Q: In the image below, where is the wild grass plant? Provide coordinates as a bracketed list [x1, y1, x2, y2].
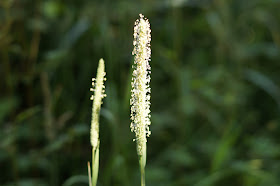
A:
[88, 59, 106, 186]
[1, 1, 280, 186]
[130, 14, 151, 186]
[88, 14, 151, 186]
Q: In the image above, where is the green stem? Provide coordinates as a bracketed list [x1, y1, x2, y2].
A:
[139, 143, 146, 186]
[140, 162, 145, 186]
[91, 143, 100, 186]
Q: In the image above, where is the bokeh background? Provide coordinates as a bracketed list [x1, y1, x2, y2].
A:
[1, 0, 280, 185]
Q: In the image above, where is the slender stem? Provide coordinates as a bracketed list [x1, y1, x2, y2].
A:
[140, 162, 145, 186]
[139, 143, 146, 186]
[87, 162, 92, 186]
[92, 143, 100, 186]
[91, 148, 96, 186]
[91, 148, 95, 185]
[139, 156, 145, 186]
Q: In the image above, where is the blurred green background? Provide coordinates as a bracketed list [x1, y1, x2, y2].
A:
[1, 0, 280, 185]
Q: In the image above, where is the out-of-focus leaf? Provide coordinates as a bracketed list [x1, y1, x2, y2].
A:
[0, 126, 18, 148]
[0, 97, 18, 123]
[62, 175, 89, 186]
[194, 169, 233, 186]
[27, 18, 48, 31]
[42, 49, 69, 72]
[4, 179, 48, 186]
[245, 68, 280, 110]
[232, 160, 279, 186]
[146, 167, 171, 184]
[68, 124, 89, 136]
[43, 135, 69, 153]
[237, 43, 280, 59]
[14, 106, 40, 124]
[211, 125, 241, 171]
[248, 137, 280, 158]
[152, 112, 179, 132]
[160, 146, 196, 168]
[206, 12, 228, 43]
[42, 1, 63, 19]
[60, 18, 90, 49]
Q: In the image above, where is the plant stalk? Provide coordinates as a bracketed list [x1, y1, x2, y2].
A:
[87, 162, 92, 186]
[91, 144, 99, 186]
[139, 143, 146, 186]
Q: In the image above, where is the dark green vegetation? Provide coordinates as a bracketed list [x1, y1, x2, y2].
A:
[1, 0, 280, 185]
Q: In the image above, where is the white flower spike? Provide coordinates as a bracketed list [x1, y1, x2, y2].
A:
[130, 14, 151, 156]
[90, 58, 106, 150]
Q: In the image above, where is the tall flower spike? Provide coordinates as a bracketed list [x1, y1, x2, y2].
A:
[90, 58, 106, 150]
[130, 14, 151, 156]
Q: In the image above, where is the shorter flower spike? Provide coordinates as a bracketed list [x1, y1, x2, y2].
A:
[90, 58, 106, 149]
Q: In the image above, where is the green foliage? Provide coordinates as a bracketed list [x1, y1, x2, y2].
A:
[1, 0, 280, 185]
